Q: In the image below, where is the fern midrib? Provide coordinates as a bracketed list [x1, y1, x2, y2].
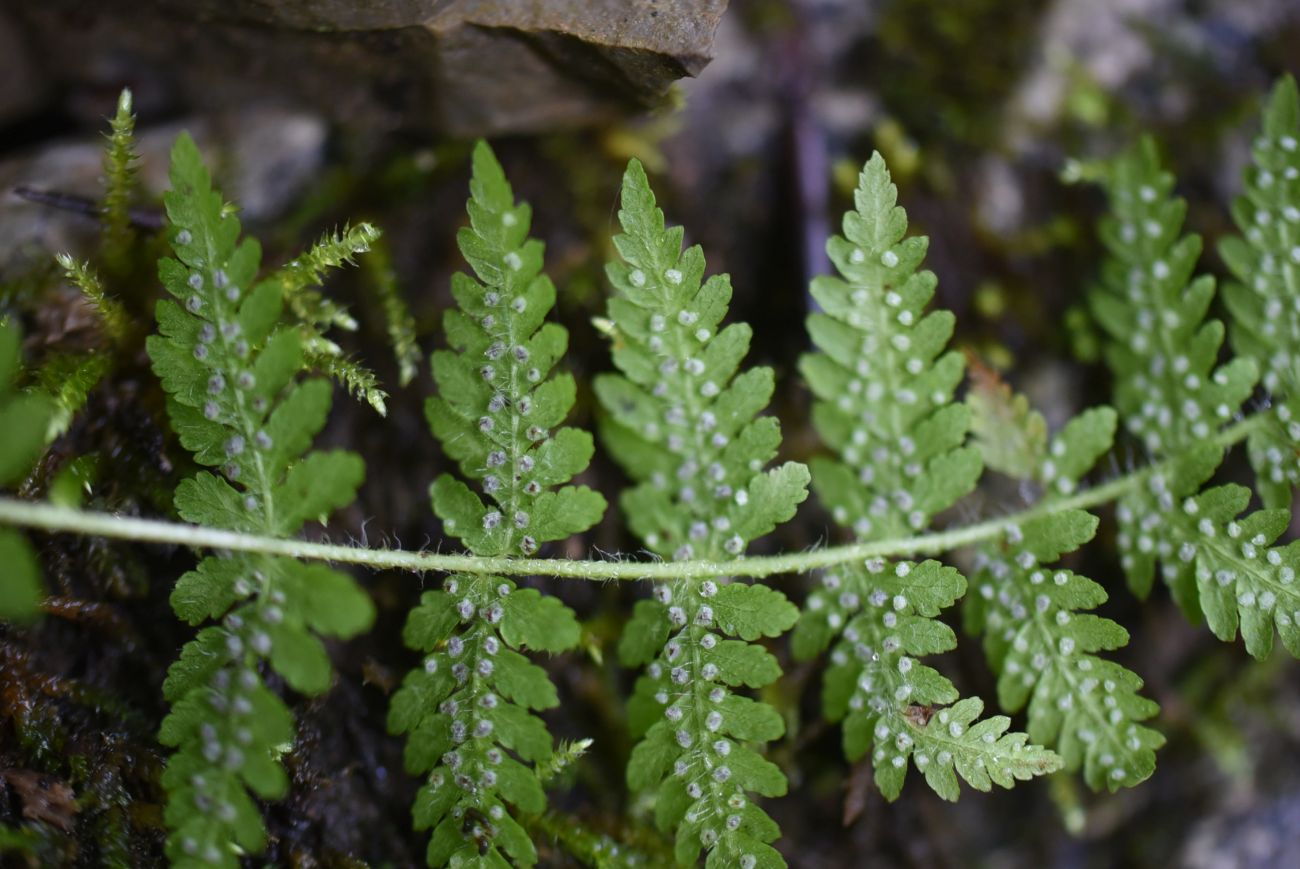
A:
[498, 270, 527, 557]
[1254, 184, 1300, 394]
[198, 221, 284, 656]
[197, 222, 279, 539]
[1124, 196, 1205, 457]
[659, 274, 727, 562]
[870, 262, 914, 541]
[648, 249, 739, 846]
[1024, 605, 1131, 775]
[1189, 518, 1296, 616]
[185, 216, 287, 856]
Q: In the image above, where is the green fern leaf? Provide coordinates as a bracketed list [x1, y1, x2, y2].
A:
[795, 152, 1057, 801]
[390, 141, 604, 867]
[880, 697, 1061, 801]
[968, 511, 1163, 790]
[1219, 75, 1300, 508]
[799, 153, 981, 540]
[1090, 137, 1258, 610]
[598, 157, 808, 867]
[147, 133, 373, 867]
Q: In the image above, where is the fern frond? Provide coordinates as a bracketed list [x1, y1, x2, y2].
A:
[1092, 137, 1257, 461]
[1090, 138, 1258, 611]
[147, 133, 373, 867]
[1220, 75, 1300, 507]
[793, 152, 1059, 801]
[361, 237, 421, 386]
[1092, 144, 1300, 659]
[56, 253, 130, 344]
[0, 320, 55, 622]
[101, 88, 139, 271]
[597, 158, 808, 868]
[390, 141, 605, 867]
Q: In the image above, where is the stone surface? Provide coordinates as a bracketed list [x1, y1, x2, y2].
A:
[0, 110, 325, 276]
[3, 0, 729, 136]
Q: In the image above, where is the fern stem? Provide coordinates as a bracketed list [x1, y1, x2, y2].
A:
[0, 414, 1264, 580]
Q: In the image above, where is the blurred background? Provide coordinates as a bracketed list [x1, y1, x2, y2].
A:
[2, 0, 1300, 865]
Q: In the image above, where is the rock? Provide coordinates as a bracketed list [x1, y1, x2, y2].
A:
[0, 109, 325, 277]
[6, 0, 729, 136]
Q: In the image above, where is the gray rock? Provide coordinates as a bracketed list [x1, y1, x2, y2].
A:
[6, 0, 729, 136]
[0, 110, 325, 276]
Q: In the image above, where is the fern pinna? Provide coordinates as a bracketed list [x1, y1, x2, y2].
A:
[963, 373, 1163, 790]
[1220, 75, 1300, 508]
[388, 142, 606, 867]
[596, 159, 809, 868]
[792, 153, 1059, 801]
[148, 135, 374, 867]
[1092, 139, 1300, 660]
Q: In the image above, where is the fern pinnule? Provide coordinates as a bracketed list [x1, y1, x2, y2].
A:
[963, 372, 1163, 789]
[597, 157, 809, 868]
[389, 141, 605, 868]
[148, 133, 373, 867]
[793, 152, 1059, 801]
